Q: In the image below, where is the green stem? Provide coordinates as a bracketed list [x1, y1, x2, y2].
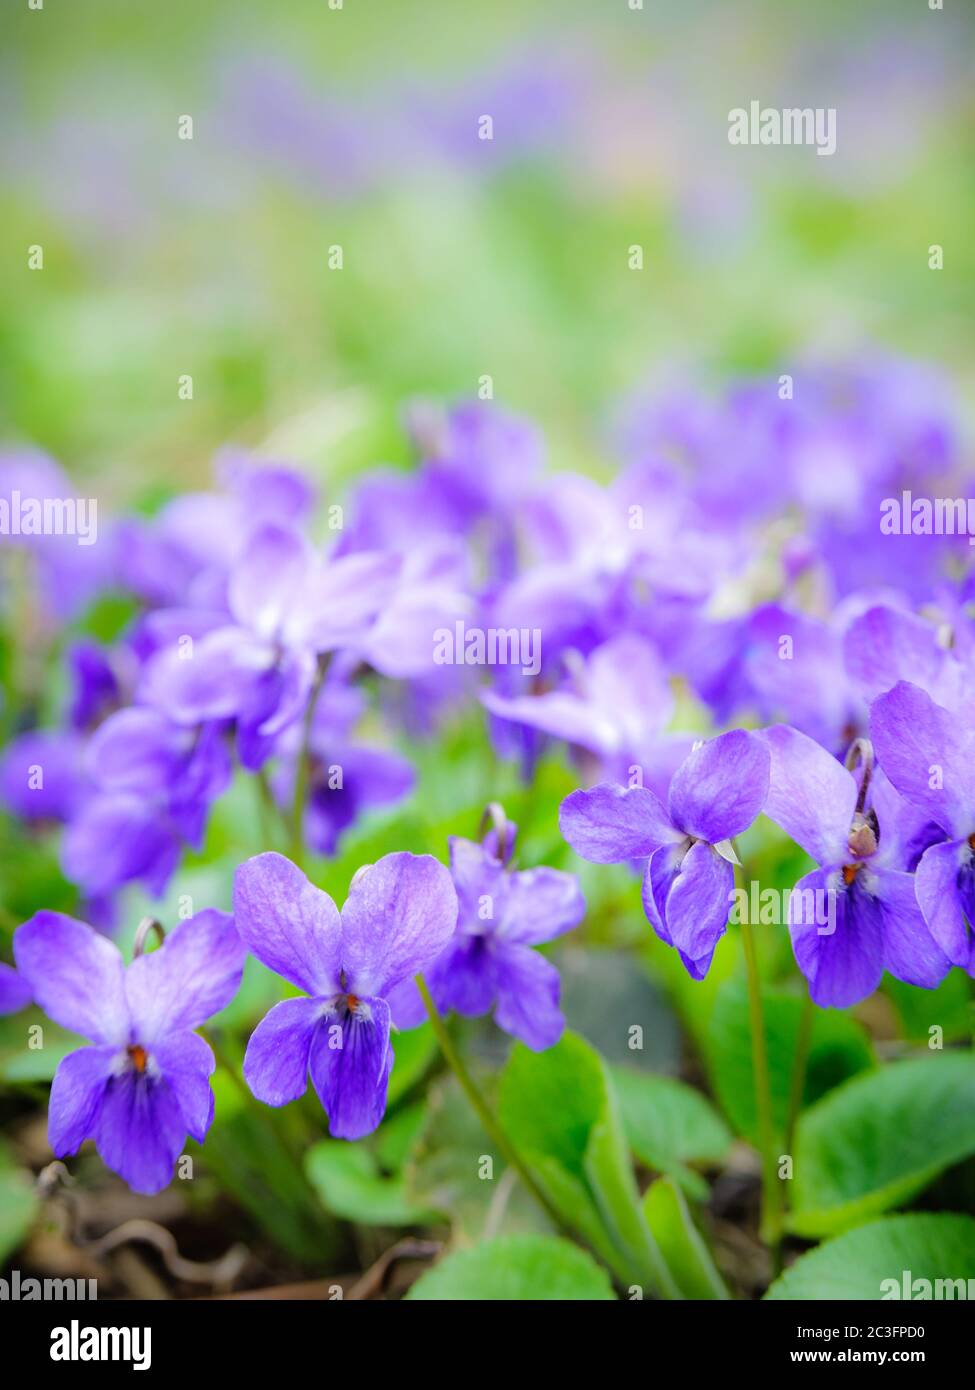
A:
[289, 655, 329, 868]
[739, 914, 784, 1257]
[415, 975, 565, 1231]
[783, 990, 815, 1175]
[255, 765, 287, 850]
[415, 975, 679, 1299]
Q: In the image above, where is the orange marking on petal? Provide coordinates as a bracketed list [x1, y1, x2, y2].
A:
[842, 864, 860, 886]
[128, 1044, 148, 1073]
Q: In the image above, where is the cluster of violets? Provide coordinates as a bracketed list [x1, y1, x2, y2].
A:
[2, 358, 974, 1194]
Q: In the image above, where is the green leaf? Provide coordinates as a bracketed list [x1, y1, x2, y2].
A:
[707, 981, 873, 1144]
[0, 1012, 82, 1084]
[386, 1023, 437, 1105]
[202, 1072, 341, 1265]
[404, 1077, 544, 1240]
[305, 1140, 437, 1226]
[561, 948, 682, 1072]
[498, 1031, 678, 1295]
[374, 1100, 427, 1172]
[766, 1214, 975, 1300]
[405, 1234, 616, 1301]
[790, 1052, 975, 1237]
[641, 1177, 729, 1300]
[0, 1147, 37, 1262]
[885, 973, 973, 1045]
[613, 1066, 732, 1199]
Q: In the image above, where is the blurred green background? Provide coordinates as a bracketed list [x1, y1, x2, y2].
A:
[1, 0, 972, 499]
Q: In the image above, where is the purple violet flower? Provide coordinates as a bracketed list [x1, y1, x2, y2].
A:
[560, 729, 770, 979]
[0, 963, 32, 1016]
[759, 723, 950, 1007]
[13, 910, 245, 1194]
[140, 524, 400, 768]
[0, 730, 90, 825]
[387, 826, 585, 1050]
[233, 851, 457, 1139]
[481, 633, 689, 793]
[870, 681, 975, 976]
[60, 707, 231, 901]
[66, 639, 121, 731]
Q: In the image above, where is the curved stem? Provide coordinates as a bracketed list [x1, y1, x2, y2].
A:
[414, 975, 565, 1231]
[739, 914, 784, 1258]
[133, 917, 165, 958]
[415, 975, 679, 1299]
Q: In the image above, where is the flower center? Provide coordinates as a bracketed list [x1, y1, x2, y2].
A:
[842, 863, 861, 886]
[127, 1044, 148, 1073]
[345, 994, 359, 1013]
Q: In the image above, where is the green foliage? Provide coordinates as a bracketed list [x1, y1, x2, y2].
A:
[641, 1177, 729, 1300]
[405, 1077, 544, 1240]
[613, 1066, 732, 1199]
[0, 1010, 82, 1085]
[0, 1145, 37, 1263]
[707, 981, 874, 1144]
[405, 1234, 616, 1301]
[201, 1071, 341, 1266]
[497, 1031, 677, 1295]
[767, 1214, 975, 1301]
[884, 973, 973, 1046]
[306, 1140, 438, 1227]
[790, 1053, 975, 1237]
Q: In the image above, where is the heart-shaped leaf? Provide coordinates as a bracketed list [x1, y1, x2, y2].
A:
[767, 1213, 975, 1300]
[406, 1234, 616, 1300]
[790, 1052, 975, 1237]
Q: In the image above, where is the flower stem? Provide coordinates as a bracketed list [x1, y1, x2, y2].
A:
[415, 976, 679, 1299]
[289, 654, 329, 868]
[255, 765, 283, 850]
[414, 975, 566, 1232]
[783, 990, 815, 1174]
[739, 915, 784, 1256]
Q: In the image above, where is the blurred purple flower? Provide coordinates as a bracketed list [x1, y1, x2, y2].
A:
[0, 962, 32, 1016]
[118, 454, 315, 609]
[60, 708, 231, 900]
[482, 633, 691, 796]
[871, 681, 975, 977]
[66, 639, 122, 731]
[0, 730, 90, 824]
[139, 524, 400, 767]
